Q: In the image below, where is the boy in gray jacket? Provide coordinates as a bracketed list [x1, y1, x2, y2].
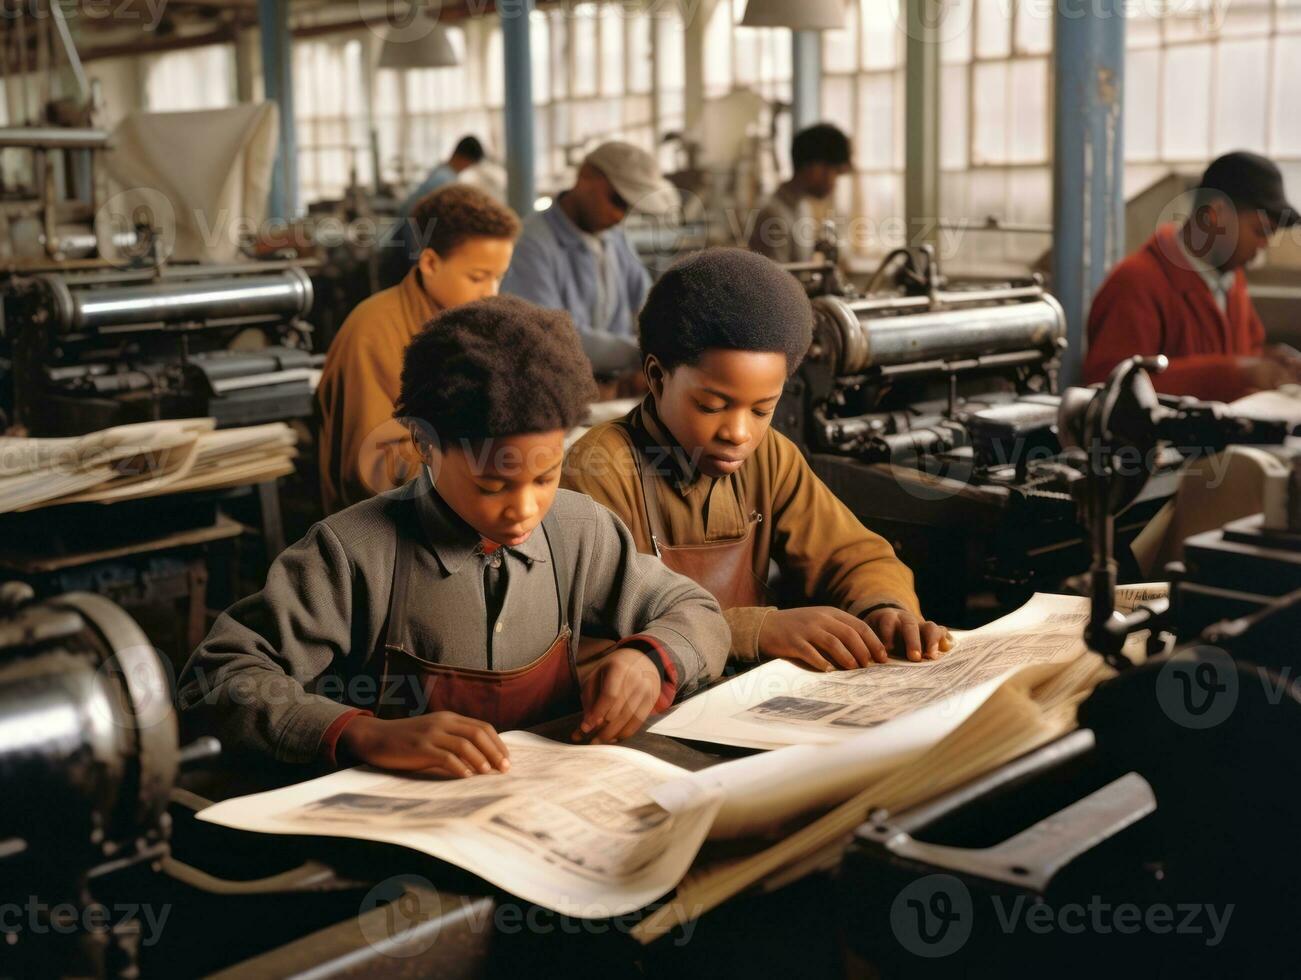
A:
[178, 296, 728, 778]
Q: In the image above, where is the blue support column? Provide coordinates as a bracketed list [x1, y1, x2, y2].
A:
[1052, 0, 1125, 386]
[791, 30, 821, 132]
[259, 0, 297, 219]
[502, 1, 536, 217]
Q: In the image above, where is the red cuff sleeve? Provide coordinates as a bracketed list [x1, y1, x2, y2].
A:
[619, 634, 679, 713]
[319, 708, 372, 767]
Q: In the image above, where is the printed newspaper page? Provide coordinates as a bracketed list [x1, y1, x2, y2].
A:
[648, 587, 1167, 751]
[197, 732, 723, 919]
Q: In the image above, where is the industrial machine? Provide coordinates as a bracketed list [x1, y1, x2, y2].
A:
[841, 358, 1301, 975]
[1, 262, 320, 435]
[776, 248, 1287, 621]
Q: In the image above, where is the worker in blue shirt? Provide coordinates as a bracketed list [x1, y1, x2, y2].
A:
[379, 135, 486, 287]
[501, 141, 678, 381]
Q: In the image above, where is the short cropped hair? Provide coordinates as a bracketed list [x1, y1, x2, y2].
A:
[791, 123, 852, 170]
[396, 295, 598, 442]
[409, 183, 520, 259]
[452, 136, 485, 162]
[638, 247, 814, 374]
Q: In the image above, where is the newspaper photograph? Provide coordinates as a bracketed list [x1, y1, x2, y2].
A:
[649, 587, 1167, 750]
[197, 732, 723, 918]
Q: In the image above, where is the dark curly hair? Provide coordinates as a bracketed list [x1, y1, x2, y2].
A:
[396, 295, 598, 441]
[409, 184, 520, 259]
[792, 123, 852, 170]
[638, 247, 814, 375]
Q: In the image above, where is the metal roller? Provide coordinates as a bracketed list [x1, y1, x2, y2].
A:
[0, 586, 178, 853]
[38, 266, 314, 334]
[811, 287, 1066, 376]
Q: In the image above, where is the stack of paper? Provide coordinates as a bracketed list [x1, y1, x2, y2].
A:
[0, 419, 298, 514]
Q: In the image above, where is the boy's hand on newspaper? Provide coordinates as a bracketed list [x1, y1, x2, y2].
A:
[863, 608, 954, 662]
[339, 712, 511, 777]
[758, 607, 889, 670]
[574, 648, 661, 745]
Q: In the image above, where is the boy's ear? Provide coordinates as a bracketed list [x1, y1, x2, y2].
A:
[644, 356, 668, 400]
[417, 247, 441, 279]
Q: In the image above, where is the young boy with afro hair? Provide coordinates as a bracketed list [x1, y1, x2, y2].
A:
[563, 247, 952, 670]
[181, 296, 728, 776]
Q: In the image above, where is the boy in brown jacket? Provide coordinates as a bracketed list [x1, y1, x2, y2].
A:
[316, 184, 520, 514]
[563, 248, 951, 670]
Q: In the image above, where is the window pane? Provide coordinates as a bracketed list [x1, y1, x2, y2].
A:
[975, 0, 1011, 59]
[941, 0, 974, 64]
[1014, 0, 1051, 54]
[599, 5, 624, 97]
[822, 73, 854, 123]
[549, 11, 568, 100]
[1160, 43, 1211, 160]
[940, 63, 969, 170]
[1124, 47, 1160, 160]
[704, 0, 733, 95]
[1007, 58, 1046, 162]
[531, 12, 550, 104]
[823, 0, 859, 73]
[861, 0, 900, 70]
[572, 10, 598, 97]
[629, 12, 653, 94]
[485, 27, 505, 108]
[971, 61, 1008, 164]
[1271, 36, 1301, 154]
[856, 73, 895, 169]
[1213, 39, 1269, 153]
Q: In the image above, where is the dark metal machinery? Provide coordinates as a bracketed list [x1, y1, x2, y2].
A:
[1, 263, 320, 436]
[840, 358, 1301, 976]
[775, 249, 1283, 622]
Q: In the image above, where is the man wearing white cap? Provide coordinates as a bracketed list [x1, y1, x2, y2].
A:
[501, 141, 678, 378]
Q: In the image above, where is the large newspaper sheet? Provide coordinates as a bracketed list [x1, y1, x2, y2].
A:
[198, 590, 1163, 919]
[197, 732, 723, 918]
[648, 586, 1166, 751]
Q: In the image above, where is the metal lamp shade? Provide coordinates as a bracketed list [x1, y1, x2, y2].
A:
[740, 0, 847, 30]
[378, 23, 461, 69]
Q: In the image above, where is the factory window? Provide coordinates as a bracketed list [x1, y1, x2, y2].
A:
[144, 45, 236, 112]
[823, 0, 905, 259]
[295, 37, 376, 205]
[933, 0, 1301, 273]
[361, 3, 678, 209]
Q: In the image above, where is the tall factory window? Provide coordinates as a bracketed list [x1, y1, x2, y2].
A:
[294, 37, 374, 204]
[933, 0, 1301, 275]
[823, 0, 905, 260]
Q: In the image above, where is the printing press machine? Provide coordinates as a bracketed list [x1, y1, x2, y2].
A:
[840, 357, 1301, 977]
[774, 248, 1290, 622]
[0, 262, 321, 437]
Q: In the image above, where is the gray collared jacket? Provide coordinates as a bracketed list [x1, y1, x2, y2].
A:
[177, 471, 728, 763]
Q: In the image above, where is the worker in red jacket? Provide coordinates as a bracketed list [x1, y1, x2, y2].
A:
[1085, 151, 1301, 402]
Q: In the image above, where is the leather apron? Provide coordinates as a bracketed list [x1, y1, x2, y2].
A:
[371, 503, 580, 730]
[624, 422, 769, 610]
